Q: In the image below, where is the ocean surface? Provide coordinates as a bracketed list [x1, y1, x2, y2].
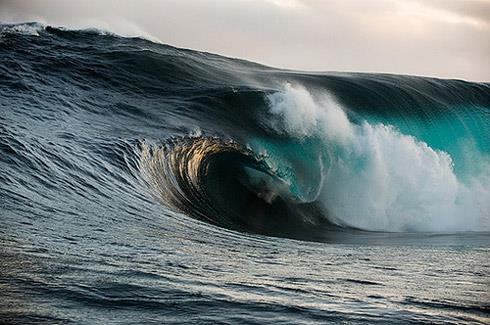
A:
[1, 23, 489, 324]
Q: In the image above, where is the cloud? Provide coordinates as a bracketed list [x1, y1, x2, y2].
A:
[0, 0, 488, 81]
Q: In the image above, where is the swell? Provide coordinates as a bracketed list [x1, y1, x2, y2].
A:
[1, 22, 489, 241]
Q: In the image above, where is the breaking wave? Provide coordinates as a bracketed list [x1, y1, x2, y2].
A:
[2, 22, 489, 242]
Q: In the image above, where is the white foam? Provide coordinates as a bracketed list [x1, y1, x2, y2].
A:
[0, 21, 161, 44]
[0, 23, 44, 37]
[266, 82, 352, 142]
[266, 83, 489, 232]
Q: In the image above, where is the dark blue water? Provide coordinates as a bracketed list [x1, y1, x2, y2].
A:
[1, 23, 489, 324]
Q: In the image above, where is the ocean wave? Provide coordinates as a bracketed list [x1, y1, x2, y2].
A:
[1, 22, 489, 241]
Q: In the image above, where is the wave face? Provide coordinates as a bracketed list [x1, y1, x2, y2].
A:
[1, 23, 489, 237]
[1, 23, 490, 324]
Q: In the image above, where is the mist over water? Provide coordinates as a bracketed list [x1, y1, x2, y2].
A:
[1, 23, 489, 324]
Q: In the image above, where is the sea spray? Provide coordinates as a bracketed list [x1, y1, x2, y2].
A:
[263, 83, 490, 231]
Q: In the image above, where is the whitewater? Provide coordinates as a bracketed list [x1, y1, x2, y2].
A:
[1, 23, 489, 324]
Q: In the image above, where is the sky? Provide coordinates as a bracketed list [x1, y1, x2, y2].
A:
[1, 0, 489, 81]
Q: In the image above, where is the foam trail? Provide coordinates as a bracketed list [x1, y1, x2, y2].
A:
[265, 83, 490, 232]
